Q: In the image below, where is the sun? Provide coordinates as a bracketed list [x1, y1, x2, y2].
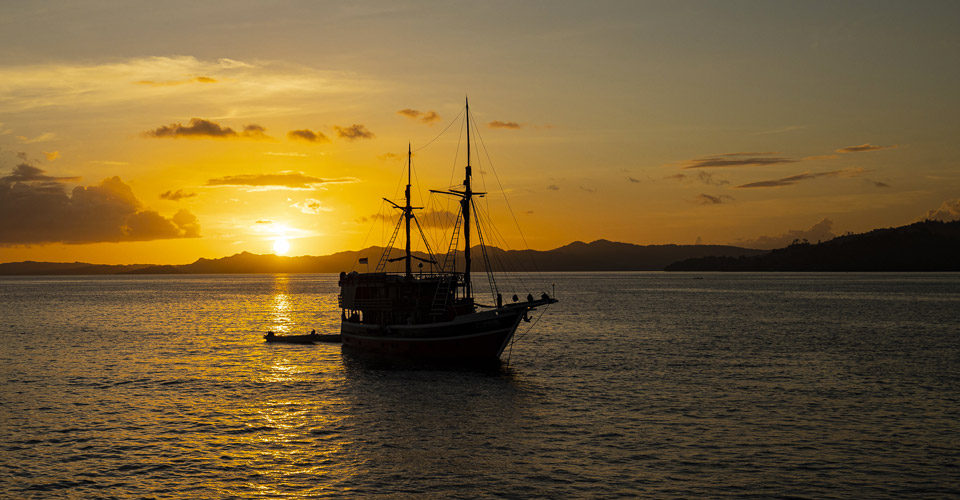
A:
[273, 238, 290, 255]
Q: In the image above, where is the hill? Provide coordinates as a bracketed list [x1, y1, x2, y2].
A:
[0, 241, 765, 275]
[665, 220, 960, 271]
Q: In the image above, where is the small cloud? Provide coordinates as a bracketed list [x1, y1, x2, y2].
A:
[288, 129, 330, 143]
[694, 193, 734, 205]
[628, 177, 642, 183]
[579, 186, 595, 193]
[256, 220, 273, 224]
[1, 162, 80, 183]
[44, 151, 61, 161]
[159, 189, 197, 201]
[397, 109, 442, 124]
[525, 210, 534, 214]
[665, 172, 728, 186]
[683, 153, 795, 169]
[265, 152, 309, 157]
[836, 143, 897, 153]
[145, 118, 269, 140]
[736, 168, 866, 188]
[205, 171, 357, 191]
[333, 124, 374, 141]
[135, 76, 218, 87]
[88, 160, 129, 166]
[378, 152, 402, 161]
[242, 124, 268, 140]
[918, 199, 960, 222]
[546, 184, 559, 191]
[488, 120, 521, 130]
[866, 179, 890, 188]
[736, 218, 836, 250]
[292, 198, 332, 214]
[664, 173, 687, 181]
[17, 132, 56, 144]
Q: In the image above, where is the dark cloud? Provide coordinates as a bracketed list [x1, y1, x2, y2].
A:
[665, 171, 729, 186]
[695, 193, 734, 205]
[735, 218, 836, 250]
[0, 164, 199, 245]
[580, 186, 595, 193]
[488, 120, 521, 130]
[287, 129, 330, 143]
[919, 199, 960, 222]
[145, 118, 268, 139]
[397, 109, 442, 124]
[683, 153, 796, 169]
[205, 172, 356, 190]
[159, 189, 197, 201]
[836, 143, 896, 153]
[736, 168, 865, 188]
[546, 184, 559, 191]
[867, 179, 890, 188]
[333, 124, 375, 141]
[628, 177, 642, 183]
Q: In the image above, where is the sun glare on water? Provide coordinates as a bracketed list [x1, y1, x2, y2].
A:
[273, 238, 290, 255]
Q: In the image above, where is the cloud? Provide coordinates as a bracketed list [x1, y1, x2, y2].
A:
[0, 56, 377, 115]
[205, 171, 357, 191]
[919, 199, 960, 222]
[628, 177, 642, 183]
[287, 129, 330, 143]
[736, 168, 866, 188]
[378, 152, 402, 161]
[736, 218, 836, 250]
[256, 220, 272, 224]
[0, 164, 199, 245]
[44, 151, 61, 161]
[546, 184, 559, 191]
[836, 143, 897, 153]
[265, 151, 308, 157]
[488, 120, 521, 130]
[665, 171, 729, 186]
[135, 76, 218, 87]
[333, 124, 375, 141]
[397, 109, 441, 124]
[292, 198, 332, 214]
[683, 153, 796, 169]
[2, 162, 80, 183]
[145, 118, 269, 140]
[580, 186, 595, 192]
[866, 179, 890, 188]
[17, 132, 56, 144]
[159, 189, 197, 201]
[695, 193, 734, 205]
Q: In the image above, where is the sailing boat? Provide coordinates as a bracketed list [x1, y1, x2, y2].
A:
[337, 99, 557, 361]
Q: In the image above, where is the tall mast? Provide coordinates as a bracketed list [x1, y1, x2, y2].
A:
[404, 142, 412, 278]
[462, 97, 472, 298]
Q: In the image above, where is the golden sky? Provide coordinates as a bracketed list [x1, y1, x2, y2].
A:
[2, 1, 959, 264]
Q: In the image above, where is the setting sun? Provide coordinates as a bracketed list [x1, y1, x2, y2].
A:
[273, 238, 290, 255]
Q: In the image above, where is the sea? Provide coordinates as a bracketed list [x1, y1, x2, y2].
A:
[1, 272, 958, 499]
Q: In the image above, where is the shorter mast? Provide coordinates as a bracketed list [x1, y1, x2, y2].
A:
[404, 142, 412, 278]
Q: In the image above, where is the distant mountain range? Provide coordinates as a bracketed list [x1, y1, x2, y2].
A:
[666, 219, 960, 271]
[4, 220, 957, 275]
[0, 240, 764, 275]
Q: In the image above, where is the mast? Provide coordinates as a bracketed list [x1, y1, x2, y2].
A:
[404, 142, 412, 278]
[463, 97, 472, 298]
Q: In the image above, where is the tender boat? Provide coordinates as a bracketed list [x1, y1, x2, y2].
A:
[338, 99, 556, 362]
[264, 330, 322, 344]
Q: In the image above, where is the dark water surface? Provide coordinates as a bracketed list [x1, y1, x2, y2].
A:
[1, 273, 959, 498]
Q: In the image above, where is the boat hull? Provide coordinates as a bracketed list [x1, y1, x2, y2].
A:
[340, 308, 526, 361]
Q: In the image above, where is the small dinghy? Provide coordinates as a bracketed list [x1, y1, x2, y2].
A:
[264, 330, 321, 344]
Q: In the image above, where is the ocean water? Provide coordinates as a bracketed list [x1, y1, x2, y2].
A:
[1, 273, 958, 499]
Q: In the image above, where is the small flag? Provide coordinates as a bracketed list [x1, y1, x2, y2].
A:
[358, 257, 368, 264]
